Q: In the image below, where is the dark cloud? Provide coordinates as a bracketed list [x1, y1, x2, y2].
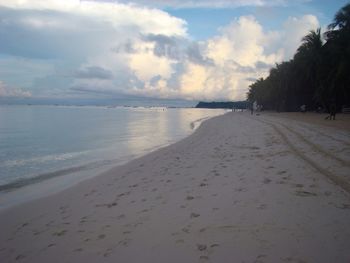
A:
[74, 66, 113, 80]
[142, 34, 183, 60]
[111, 40, 137, 54]
[186, 43, 214, 66]
[142, 33, 214, 66]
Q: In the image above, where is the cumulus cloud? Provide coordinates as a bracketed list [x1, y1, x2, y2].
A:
[0, 81, 31, 97]
[0, 0, 320, 101]
[92, 0, 308, 9]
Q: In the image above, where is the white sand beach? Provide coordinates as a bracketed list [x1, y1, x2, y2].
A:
[0, 112, 349, 263]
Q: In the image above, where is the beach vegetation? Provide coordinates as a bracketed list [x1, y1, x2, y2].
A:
[247, 3, 350, 112]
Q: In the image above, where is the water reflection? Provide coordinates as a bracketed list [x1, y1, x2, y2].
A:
[125, 108, 226, 155]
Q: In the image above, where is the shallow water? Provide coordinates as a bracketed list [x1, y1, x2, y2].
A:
[0, 105, 226, 191]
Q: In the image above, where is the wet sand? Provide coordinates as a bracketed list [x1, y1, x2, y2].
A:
[0, 112, 349, 262]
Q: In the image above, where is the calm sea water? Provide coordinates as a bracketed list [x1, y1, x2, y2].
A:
[0, 105, 226, 191]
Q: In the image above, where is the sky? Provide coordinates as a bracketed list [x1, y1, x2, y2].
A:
[0, 0, 348, 102]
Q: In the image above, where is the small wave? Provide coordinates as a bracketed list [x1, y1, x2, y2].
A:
[190, 116, 211, 130]
[0, 159, 116, 192]
[0, 150, 92, 168]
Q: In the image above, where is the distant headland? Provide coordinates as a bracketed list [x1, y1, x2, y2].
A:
[195, 101, 249, 109]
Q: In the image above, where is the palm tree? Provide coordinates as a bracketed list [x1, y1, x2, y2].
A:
[324, 3, 350, 108]
[328, 3, 350, 31]
[293, 28, 323, 108]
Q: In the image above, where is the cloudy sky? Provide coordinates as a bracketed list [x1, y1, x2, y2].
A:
[0, 0, 348, 101]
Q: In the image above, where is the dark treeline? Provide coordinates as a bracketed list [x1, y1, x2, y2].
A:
[247, 3, 350, 112]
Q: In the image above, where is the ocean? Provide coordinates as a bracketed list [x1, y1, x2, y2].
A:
[0, 105, 226, 194]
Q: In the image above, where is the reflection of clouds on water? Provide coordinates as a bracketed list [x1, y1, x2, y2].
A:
[125, 108, 170, 155]
[125, 108, 226, 155]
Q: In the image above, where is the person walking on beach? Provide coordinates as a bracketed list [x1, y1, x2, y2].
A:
[329, 102, 336, 120]
[325, 101, 337, 120]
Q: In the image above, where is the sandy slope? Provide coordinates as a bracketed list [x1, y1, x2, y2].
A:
[0, 112, 349, 263]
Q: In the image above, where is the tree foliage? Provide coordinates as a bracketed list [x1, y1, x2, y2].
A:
[247, 3, 350, 111]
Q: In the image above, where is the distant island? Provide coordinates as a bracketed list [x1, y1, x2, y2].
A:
[195, 101, 249, 109]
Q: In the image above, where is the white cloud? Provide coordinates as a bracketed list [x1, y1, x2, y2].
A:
[281, 14, 320, 58]
[0, 0, 320, 101]
[0, 0, 187, 36]
[91, 0, 307, 9]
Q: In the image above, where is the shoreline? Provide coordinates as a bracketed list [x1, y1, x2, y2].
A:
[0, 112, 349, 262]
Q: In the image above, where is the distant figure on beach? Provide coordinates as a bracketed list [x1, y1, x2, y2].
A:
[300, 104, 306, 113]
[250, 105, 253, 115]
[329, 102, 336, 120]
[325, 102, 337, 120]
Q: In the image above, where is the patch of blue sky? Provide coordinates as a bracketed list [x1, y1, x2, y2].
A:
[166, 0, 349, 40]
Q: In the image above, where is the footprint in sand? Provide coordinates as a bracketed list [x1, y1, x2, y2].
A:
[190, 212, 200, 218]
[277, 170, 287, 175]
[103, 248, 114, 257]
[182, 227, 190, 233]
[95, 202, 118, 208]
[15, 254, 26, 261]
[197, 244, 207, 251]
[176, 239, 185, 244]
[324, 191, 332, 196]
[117, 214, 126, 220]
[52, 229, 67, 237]
[334, 203, 350, 209]
[257, 204, 267, 210]
[84, 189, 96, 197]
[263, 178, 271, 184]
[118, 238, 131, 247]
[98, 234, 106, 240]
[295, 191, 317, 197]
[255, 254, 267, 262]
